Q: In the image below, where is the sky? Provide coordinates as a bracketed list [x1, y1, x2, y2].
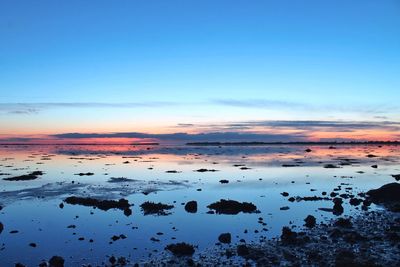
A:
[0, 0, 399, 143]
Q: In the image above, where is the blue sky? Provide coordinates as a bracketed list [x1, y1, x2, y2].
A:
[0, 0, 399, 141]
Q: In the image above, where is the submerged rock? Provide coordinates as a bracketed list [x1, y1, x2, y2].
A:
[3, 171, 43, 181]
[64, 197, 132, 216]
[184, 201, 197, 213]
[218, 233, 231, 244]
[165, 242, 195, 257]
[140, 201, 174, 216]
[280, 227, 298, 245]
[207, 199, 259, 215]
[49, 256, 64, 267]
[304, 215, 316, 228]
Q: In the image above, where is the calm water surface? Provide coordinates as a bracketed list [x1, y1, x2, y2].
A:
[0, 144, 399, 266]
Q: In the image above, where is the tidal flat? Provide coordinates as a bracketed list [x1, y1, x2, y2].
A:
[0, 144, 399, 266]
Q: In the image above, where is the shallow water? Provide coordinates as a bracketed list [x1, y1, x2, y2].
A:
[0, 144, 399, 266]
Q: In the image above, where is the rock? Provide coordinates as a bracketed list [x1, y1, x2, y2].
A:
[305, 148, 312, 152]
[304, 215, 316, 228]
[3, 171, 44, 181]
[281, 227, 298, 245]
[29, 243, 37, 247]
[280, 206, 290, 210]
[324, 164, 340, 169]
[64, 197, 132, 216]
[195, 169, 218, 172]
[349, 198, 362, 206]
[392, 174, 400, 181]
[184, 201, 197, 213]
[367, 183, 400, 202]
[237, 244, 249, 257]
[74, 172, 94, 176]
[207, 199, 259, 215]
[0, 222, 3, 234]
[219, 179, 229, 184]
[367, 183, 400, 212]
[281, 192, 289, 197]
[371, 165, 378, 168]
[165, 242, 195, 257]
[334, 218, 352, 228]
[49, 256, 64, 267]
[218, 233, 231, 244]
[140, 201, 174, 216]
[333, 198, 344, 215]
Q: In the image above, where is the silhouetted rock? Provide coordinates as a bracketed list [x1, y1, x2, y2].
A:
[392, 174, 400, 181]
[304, 215, 316, 228]
[367, 183, 400, 211]
[281, 227, 297, 245]
[3, 171, 44, 181]
[237, 244, 249, 257]
[165, 242, 195, 257]
[334, 218, 352, 228]
[207, 199, 258, 215]
[305, 148, 312, 152]
[333, 198, 344, 215]
[64, 197, 132, 215]
[281, 192, 289, 197]
[195, 169, 218, 172]
[323, 164, 340, 169]
[74, 172, 94, 176]
[219, 179, 229, 184]
[140, 201, 174, 216]
[49, 256, 64, 267]
[218, 233, 231, 244]
[184, 201, 197, 213]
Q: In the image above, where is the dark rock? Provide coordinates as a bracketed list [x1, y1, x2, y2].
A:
[280, 206, 290, 210]
[3, 171, 44, 181]
[392, 174, 400, 181]
[281, 227, 298, 245]
[304, 215, 316, 228]
[74, 172, 94, 176]
[49, 256, 64, 267]
[334, 218, 352, 228]
[281, 192, 289, 197]
[207, 199, 258, 215]
[324, 164, 340, 169]
[184, 201, 197, 213]
[367, 183, 400, 202]
[64, 197, 132, 216]
[165, 242, 195, 257]
[371, 165, 378, 168]
[333, 198, 344, 215]
[140, 201, 174, 216]
[305, 148, 312, 152]
[237, 244, 249, 257]
[218, 233, 231, 244]
[29, 243, 37, 247]
[219, 179, 229, 184]
[0, 222, 3, 234]
[349, 198, 362, 206]
[195, 169, 218, 172]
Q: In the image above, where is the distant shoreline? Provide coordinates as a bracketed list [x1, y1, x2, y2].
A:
[1, 141, 399, 146]
[186, 141, 400, 146]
